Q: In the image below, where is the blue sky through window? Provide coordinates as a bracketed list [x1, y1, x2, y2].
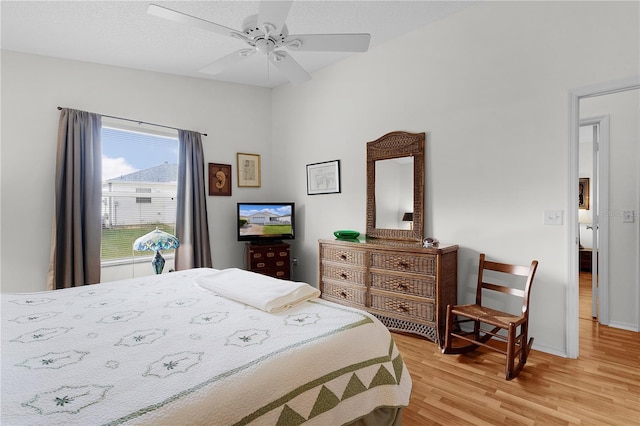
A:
[102, 127, 178, 180]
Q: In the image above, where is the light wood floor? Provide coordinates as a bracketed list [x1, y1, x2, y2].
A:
[393, 272, 640, 425]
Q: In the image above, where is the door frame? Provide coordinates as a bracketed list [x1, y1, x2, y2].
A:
[567, 76, 640, 358]
[579, 116, 609, 321]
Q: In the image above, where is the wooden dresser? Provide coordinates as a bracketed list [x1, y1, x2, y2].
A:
[246, 243, 291, 280]
[318, 238, 458, 346]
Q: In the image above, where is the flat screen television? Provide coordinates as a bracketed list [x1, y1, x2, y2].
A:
[237, 202, 295, 243]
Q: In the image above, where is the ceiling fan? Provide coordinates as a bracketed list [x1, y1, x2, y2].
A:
[147, 1, 371, 84]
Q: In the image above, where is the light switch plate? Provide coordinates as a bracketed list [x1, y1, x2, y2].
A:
[543, 210, 563, 225]
[623, 210, 634, 223]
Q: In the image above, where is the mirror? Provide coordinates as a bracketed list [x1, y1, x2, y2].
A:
[375, 158, 414, 229]
[366, 131, 425, 241]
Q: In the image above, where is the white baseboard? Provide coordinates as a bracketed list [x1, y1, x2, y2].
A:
[531, 342, 569, 358]
[607, 321, 640, 332]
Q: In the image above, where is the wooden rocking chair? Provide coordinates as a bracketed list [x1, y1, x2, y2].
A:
[442, 253, 538, 380]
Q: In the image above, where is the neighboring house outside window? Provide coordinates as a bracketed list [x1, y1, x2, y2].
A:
[101, 125, 178, 278]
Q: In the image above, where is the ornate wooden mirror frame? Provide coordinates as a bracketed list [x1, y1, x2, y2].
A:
[366, 131, 425, 241]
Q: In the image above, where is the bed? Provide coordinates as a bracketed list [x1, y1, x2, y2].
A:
[1, 268, 411, 425]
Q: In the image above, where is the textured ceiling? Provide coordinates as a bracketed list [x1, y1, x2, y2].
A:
[1, 1, 474, 88]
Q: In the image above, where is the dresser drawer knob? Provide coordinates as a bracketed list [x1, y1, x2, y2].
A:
[398, 261, 409, 268]
[339, 254, 348, 261]
[340, 291, 348, 298]
[339, 272, 348, 280]
[398, 304, 410, 313]
[397, 283, 409, 290]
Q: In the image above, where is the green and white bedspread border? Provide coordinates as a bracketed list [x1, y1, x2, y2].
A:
[236, 322, 407, 425]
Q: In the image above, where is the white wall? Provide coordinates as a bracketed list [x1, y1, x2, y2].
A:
[272, 1, 640, 355]
[1, 51, 272, 292]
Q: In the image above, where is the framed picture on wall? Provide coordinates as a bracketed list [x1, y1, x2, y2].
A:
[237, 153, 261, 187]
[208, 163, 232, 196]
[579, 177, 589, 210]
[306, 160, 341, 195]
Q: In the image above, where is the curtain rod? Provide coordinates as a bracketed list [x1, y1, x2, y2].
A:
[57, 106, 207, 137]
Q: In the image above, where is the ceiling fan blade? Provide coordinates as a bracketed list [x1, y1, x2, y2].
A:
[285, 33, 371, 52]
[269, 51, 311, 85]
[147, 4, 244, 39]
[199, 49, 256, 75]
[257, 0, 293, 34]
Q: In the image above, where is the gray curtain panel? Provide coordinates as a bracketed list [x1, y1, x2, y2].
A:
[175, 130, 212, 270]
[47, 108, 102, 289]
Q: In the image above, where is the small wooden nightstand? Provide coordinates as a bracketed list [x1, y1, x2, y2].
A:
[246, 243, 291, 280]
[579, 248, 593, 272]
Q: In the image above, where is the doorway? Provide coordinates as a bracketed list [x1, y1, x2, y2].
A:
[578, 119, 606, 322]
[568, 77, 640, 358]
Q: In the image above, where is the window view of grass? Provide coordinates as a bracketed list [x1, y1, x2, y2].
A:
[101, 224, 176, 260]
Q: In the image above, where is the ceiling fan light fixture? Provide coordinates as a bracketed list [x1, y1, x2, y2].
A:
[255, 38, 275, 55]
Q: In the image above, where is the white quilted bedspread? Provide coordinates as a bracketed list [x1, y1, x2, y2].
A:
[1, 268, 411, 425]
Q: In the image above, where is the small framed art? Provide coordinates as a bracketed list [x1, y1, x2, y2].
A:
[579, 177, 589, 210]
[208, 163, 232, 196]
[237, 153, 261, 187]
[306, 160, 341, 195]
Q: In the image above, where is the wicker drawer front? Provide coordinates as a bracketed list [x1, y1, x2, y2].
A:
[370, 293, 434, 322]
[321, 264, 366, 286]
[321, 281, 366, 307]
[370, 253, 435, 275]
[370, 272, 435, 298]
[320, 245, 366, 267]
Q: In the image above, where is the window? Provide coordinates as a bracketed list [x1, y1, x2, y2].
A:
[135, 188, 152, 203]
[101, 125, 179, 264]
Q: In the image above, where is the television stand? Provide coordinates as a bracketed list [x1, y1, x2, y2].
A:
[250, 240, 283, 245]
[246, 242, 290, 280]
